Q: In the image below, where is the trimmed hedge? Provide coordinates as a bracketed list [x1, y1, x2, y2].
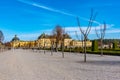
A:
[91, 40, 98, 51]
[87, 50, 120, 56]
[113, 40, 118, 50]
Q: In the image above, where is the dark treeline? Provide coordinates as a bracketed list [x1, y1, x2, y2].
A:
[92, 39, 120, 44]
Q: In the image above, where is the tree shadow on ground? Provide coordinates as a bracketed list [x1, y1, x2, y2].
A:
[75, 60, 120, 66]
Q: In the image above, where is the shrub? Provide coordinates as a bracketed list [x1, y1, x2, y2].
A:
[91, 40, 98, 51]
[113, 40, 118, 50]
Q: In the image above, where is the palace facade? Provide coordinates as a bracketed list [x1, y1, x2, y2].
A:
[9, 34, 92, 49]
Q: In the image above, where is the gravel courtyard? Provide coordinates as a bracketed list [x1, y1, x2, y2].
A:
[0, 49, 120, 80]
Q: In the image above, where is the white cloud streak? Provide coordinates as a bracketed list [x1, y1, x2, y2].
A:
[13, 27, 120, 41]
[65, 24, 114, 32]
[3, 24, 120, 42]
[17, 0, 75, 17]
[17, 0, 101, 25]
[32, 3, 75, 17]
[15, 0, 119, 40]
[65, 24, 115, 36]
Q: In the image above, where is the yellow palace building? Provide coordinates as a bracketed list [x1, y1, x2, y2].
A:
[10, 35, 37, 48]
[10, 34, 92, 49]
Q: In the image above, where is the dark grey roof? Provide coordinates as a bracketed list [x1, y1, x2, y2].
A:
[11, 35, 20, 41]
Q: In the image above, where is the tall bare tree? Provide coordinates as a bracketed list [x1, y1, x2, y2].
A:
[77, 9, 97, 62]
[61, 28, 71, 58]
[75, 31, 84, 53]
[43, 33, 46, 54]
[61, 27, 66, 58]
[66, 31, 72, 53]
[53, 25, 63, 52]
[95, 22, 106, 56]
[49, 34, 55, 56]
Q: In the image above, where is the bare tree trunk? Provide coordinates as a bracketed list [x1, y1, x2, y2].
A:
[51, 44, 53, 56]
[44, 43, 45, 54]
[55, 42, 58, 52]
[81, 34, 84, 53]
[62, 42, 64, 58]
[69, 41, 71, 53]
[84, 37, 87, 62]
[101, 39, 103, 56]
[70, 46, 71, 53]
[95, 22, 106, 56]
[38, 43, 40, 53]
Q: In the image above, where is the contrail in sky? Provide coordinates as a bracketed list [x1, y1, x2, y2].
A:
[17, 0, 75, 17]
[17, 0, 101, 25]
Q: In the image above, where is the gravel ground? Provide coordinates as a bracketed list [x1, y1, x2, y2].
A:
[0, 49, 120, 80]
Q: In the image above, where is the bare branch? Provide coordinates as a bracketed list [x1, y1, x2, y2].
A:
[102, 22, 106, 39]
[76, 9, 97, 62]
[95, 27, 100, 39]
[85, 9, 94, 35]
[76, 17, 85, 35]
[86, 11, 98, 37]
[95, 21, 106, 56]
[75, 31, 80, 40]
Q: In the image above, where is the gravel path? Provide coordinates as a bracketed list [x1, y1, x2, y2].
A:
[0, 49, 120, 80]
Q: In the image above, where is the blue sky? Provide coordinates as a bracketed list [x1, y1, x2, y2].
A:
[0, 0, 120, 42]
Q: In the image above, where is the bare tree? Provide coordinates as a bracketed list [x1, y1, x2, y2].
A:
[61, 28, 72, 58]
[49, 34, 55, 56]
[75, 31, 84, 53]
[0, 30, 4, 42]
[0, 30, 4, 52]
[53, 25, 63, 52]
[95, 22, 106, 56]
[77, 9, 97, 62]
[75, 31, 80, 40]
[61, 27, 66, 58]
[66, 31, 72, 53]
[43, 33, 46, 54]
